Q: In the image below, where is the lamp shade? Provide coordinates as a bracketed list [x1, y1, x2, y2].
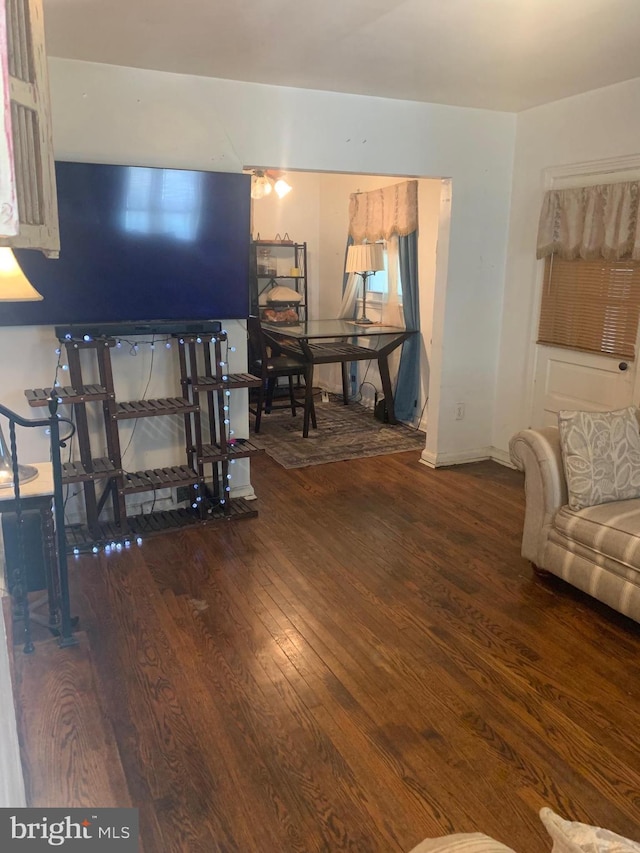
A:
[345, 242, 385, 274]
[0, 248, 43, 301]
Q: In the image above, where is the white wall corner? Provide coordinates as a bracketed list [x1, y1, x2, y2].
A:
[231, 482, 257, 500]
[420, 445, 515, 468]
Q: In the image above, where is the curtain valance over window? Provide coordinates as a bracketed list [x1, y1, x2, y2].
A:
[348, 179, 418, 243]
[537, 181, 640, 261]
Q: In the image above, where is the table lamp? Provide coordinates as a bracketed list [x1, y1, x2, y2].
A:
[345, 242, 385, 325]
[0, 248, 43, 487]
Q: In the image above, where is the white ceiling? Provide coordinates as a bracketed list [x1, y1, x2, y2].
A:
[43, 0, 640, 112]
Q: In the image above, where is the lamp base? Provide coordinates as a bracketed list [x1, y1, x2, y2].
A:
[0, 463, 39, 489]
[353, 316, 374, 325]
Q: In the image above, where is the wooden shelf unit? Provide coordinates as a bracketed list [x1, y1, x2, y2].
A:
[250, 239, 308, 323]
[25, 330, 263, 551]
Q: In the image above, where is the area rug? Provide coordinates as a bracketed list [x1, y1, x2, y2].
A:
[250, 395, 425, 468]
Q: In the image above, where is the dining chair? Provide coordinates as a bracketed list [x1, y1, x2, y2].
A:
[247, 315, 316, 433]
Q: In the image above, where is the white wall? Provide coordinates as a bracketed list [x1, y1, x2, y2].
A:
[251, 170, 441, 425]
[0, 58, 515, 483]
[494, 77, 640, 457]
[248, 170, 322, 319]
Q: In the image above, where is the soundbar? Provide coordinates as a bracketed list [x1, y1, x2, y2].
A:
[54, 320, 224, 341]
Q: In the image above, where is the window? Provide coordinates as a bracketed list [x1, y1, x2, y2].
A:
[538, 255, 640, 359]
[366, 243, 401, 300]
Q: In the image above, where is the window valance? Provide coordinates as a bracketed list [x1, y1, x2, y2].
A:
[348, 180, 418, 243]
[537, 181, 640, 261]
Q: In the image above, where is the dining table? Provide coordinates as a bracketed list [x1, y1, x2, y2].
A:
[260, 318, 416, 437]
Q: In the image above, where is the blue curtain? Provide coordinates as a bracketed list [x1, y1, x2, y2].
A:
[394, 231, 420, 422]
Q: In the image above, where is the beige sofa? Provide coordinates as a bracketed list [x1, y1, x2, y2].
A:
[509, 426, 640, 625]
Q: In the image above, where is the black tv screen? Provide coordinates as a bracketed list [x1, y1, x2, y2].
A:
[0, 161, 251, 328]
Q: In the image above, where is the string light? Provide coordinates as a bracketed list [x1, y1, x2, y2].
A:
[49, 329, 239, 548]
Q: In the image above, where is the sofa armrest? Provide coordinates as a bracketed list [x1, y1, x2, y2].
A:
[509, 427, 568, 566]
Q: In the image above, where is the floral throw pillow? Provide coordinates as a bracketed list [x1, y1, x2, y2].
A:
[557, 406, 640, 510]
[540, 807, 640, 852]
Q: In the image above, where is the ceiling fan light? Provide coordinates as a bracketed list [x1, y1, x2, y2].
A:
[251, 171, 273, 200]
[274, 178, 292, 199]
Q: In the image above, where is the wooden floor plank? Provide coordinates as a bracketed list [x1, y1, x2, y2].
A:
[8, 451, 640, 852]
[12, 631, 132, 809]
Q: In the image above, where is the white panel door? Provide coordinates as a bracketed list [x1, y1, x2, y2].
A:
[531, 345, 636, 428]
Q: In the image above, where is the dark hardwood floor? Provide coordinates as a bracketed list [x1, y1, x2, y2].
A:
[9, 451, 640, 852]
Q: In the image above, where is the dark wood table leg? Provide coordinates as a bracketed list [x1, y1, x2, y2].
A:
[341, 362, 350, 405]
[303, 363, 315, 438]
[377, 353, 397, 423]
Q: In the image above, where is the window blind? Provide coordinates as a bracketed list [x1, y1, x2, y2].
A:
[538, 255, 640, 359]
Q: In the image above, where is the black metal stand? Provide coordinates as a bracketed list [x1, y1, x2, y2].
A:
[0, 399, 77, 651]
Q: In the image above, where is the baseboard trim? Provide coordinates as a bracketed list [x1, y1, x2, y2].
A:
[490, 446, 516, 468]
[420, 445, 515, 469]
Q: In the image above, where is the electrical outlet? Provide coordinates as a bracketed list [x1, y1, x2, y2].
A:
[455, 402, 465, 420]
[321, 390, 329, 403]
[176, 486, 190, 503]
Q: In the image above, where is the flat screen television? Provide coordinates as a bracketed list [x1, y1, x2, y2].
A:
[0, 161, 251, 331]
